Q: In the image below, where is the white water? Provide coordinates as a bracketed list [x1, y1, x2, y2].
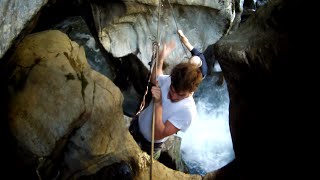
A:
[177, 73, 235, 176]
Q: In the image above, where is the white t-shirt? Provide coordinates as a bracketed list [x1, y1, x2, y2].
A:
[138, 75, 197, 143]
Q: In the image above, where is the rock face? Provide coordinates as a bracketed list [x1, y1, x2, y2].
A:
[211, 0, 299, 179]
[6, 29, 131, 179]
[8, 30, 96, 157]
[92, 0, 235, 73]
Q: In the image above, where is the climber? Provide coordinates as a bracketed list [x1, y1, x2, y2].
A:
[178, 30, 208, 78]
[129, 30, 207, 159]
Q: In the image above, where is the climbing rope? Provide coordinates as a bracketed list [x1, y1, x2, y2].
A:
[167, 0, 190, 59]
[150, 43, 158, 180]
[132, 26, 159, 180]
[134, 42, 159, 117]
[150, 0, 162, 179]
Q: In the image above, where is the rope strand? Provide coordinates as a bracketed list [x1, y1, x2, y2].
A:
[150, 1, 162, 179]
[135, 42, 158, 117]
[167, 0, 190, 59]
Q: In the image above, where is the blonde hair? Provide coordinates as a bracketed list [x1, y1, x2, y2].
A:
[189, 56, 202, 68]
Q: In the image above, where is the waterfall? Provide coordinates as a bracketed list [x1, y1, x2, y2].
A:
[177, 73, 235, 175]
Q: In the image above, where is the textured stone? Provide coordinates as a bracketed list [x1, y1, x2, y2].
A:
[0, 0, 48, 59]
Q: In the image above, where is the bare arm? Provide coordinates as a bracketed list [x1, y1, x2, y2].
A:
[178, 30, 194, 51]
[178, 30, 208, 77]
[151, 40, 176, 85]
[151, 85, 179, 140]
